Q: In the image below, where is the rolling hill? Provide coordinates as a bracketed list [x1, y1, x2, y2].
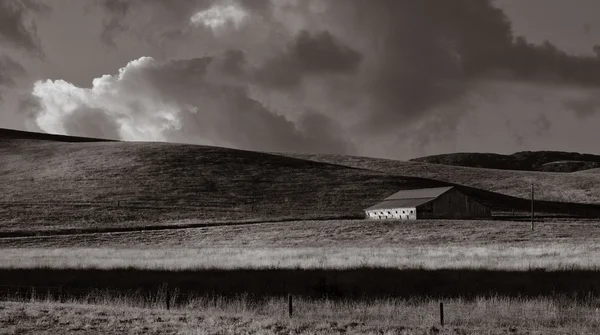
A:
[409, 151, 600, 172]
[2, 128, 600, 233]
[279, 153, 600, 205]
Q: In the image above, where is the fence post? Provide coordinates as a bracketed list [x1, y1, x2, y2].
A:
[288, 294, 293, 317]
[30, 287, 36, 303]
[59, 286, 64, 303]
[439, 302, 444, 326]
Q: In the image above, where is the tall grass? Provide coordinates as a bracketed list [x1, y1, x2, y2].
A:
[2, 244, 600, 270]
[4, 291, 600, 331]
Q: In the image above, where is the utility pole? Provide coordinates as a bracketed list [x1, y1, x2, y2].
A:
[531, 182, 534, 231]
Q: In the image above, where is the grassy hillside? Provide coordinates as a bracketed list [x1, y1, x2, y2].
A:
[575, 168, 600, 174]
[1, 129, 452, 231]
[410, 151, 600, 172]
[3, 128, 600, 232]
[284, 153, 600, 204]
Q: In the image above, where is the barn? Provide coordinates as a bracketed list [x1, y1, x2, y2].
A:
[364, 186, 491, 220]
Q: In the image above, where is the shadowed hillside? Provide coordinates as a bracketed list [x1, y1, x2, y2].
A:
[0, 129, 448, 231]
[409, 151, 600, 172]
[282, 153, 600, 204]
[3, 128, 600, 232]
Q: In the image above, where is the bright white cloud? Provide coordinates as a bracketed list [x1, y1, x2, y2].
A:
[32, 56, 182, 141]
[190, 3, 248, 31]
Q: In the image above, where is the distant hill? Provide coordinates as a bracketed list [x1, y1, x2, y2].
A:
[409, 151, 600, 172]
[3, 128, 600, 233]
[282, 153, 600, 205]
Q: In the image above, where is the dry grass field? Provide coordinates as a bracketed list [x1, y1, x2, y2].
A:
[3, 220, 600, 305]
[2, 220, 600, 271]
[3, 128, 600, 233]
[2, 296, 600, 334]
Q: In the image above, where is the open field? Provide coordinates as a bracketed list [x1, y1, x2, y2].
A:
[2, 220, 600, 271]
[2, 297, 600, 334]
[3, 219, 599, 248]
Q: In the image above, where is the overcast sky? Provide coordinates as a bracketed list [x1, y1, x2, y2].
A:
[2, 0, 600, 160]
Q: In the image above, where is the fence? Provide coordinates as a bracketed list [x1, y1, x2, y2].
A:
[0, 284, 450, 326]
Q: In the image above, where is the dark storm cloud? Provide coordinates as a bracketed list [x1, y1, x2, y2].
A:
[143, 54, 354, 153]
[0, 0, 47, 57]
[0, 1, 45, 100]
[98, 0, 130, 47]
[0, 54, 25, 88]
[255, 30, 362, 89]
[96, 0, 270, 47]
[564, 94, 600, 118]
[594, 45, 600, 58]
[322, 0, 600, 136]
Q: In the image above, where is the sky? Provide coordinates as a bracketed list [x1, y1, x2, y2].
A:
[2, 0, 600, 160]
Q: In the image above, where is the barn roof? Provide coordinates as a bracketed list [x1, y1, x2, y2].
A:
[364, 198, 437, 211]
[364, 186, 454, 211]
[383, 186, 454, 200]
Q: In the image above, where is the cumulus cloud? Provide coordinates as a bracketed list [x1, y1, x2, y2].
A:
[31, 52, 353, 154]
[32, 0, 600, 158]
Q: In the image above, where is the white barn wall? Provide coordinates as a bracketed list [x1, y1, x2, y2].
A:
[365, 207, 417, 220]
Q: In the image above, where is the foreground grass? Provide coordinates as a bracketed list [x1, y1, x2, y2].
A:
[1, 296, 600, 334]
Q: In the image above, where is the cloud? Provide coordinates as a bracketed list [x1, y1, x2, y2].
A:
[564, 91, 600, 118]
[254, 30, 362, 89]
[0, 1, 46, 101]
[63, 107, 121, 140]
[98, 0, 130, 47]
[96, 0, 268, 48]
[34, 0, 600, 158]
[190, 2, 248, 31]
[0, 54, 25, 88]
[0, 0, 47, 57]
[30, 54, 354, 154]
